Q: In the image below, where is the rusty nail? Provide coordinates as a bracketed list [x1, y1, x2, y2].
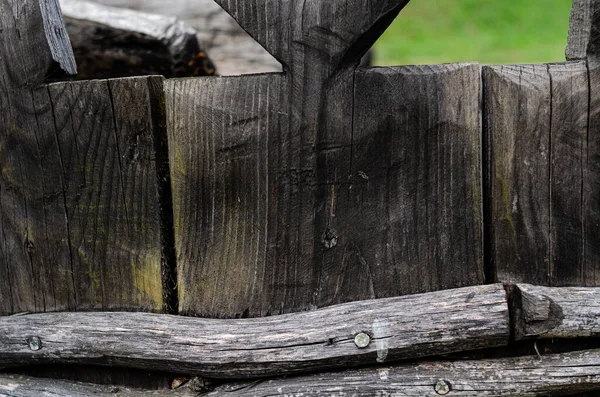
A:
[354, 332, 370, 348]
[434, 379, 451, 395]
[26, 336, 42, 351]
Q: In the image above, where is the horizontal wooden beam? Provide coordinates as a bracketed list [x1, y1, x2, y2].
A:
[3, 349, 600, 396]
[510, 284, 600, 340]
[0, 284, 508, 378]
[205, 349, 600, 396]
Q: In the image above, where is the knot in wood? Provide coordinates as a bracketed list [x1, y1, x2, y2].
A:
[321, 228, 338, 249]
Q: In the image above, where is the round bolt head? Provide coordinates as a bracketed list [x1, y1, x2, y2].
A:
[26, 336, 42, 351]
[354, 332, 371, 348]
[434, 379, 451, 395]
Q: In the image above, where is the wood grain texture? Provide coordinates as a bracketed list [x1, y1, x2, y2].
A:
[510, 284, 600, 340]
[60, 0, 216, 79]
[567, 0, 600, 60]
[169, 0, 484, 318]
[0, 75, 171, 314]
[586, 58, 600, 286]
[484, 62, 592, 286]
[0, 284, 509, 378]
[204, 349, 600, 397]
[0, 374, 195, 397]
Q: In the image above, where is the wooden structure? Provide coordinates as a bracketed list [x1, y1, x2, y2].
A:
[2, 0, 600, 395]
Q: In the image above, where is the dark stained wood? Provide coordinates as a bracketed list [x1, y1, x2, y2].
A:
[0, 285, 509, 378]
[587, 60, 600, 286]
[169, 0, 484, 318]
[0, 0, 76, 314]
[484, 62, 593, 286]
[60, 0, 216, 79]
[203, 349, 600, 397]
[511, 284, 600, 340]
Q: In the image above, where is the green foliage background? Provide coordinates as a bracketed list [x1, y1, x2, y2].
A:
[374, 0, 574, 66]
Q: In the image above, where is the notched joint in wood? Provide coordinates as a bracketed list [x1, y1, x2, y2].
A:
[509, 284, 565, 340]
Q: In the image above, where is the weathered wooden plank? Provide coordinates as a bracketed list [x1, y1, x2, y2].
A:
[484, 64, 551, 284]
[0, 0, 76, 314]
[548, 62, 589, 285]
[169, 0, 485, 318]
[510, 284, 600, 340]
[204, 349, 600, 397]
[586, 58, 600, 286]
[0, 374, 195, 397]
[0, 75, 170, 312]
[567, 0, 600, 60]
[60, 0, 216, 79]
[0, 284, 509, 378]
[484, 62, 592, 286]
[318, 63, 483, 303]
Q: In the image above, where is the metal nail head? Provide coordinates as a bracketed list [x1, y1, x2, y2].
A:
[434, 379, 451, 395]
[26, 336, 42, 351]
[354, 332, 370, 348]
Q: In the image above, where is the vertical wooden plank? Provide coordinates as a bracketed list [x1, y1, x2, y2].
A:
[44, 77, 166, 312]
[585, 58, 600, 286]
[485, 62, 591, 286]
[316, 63, 483, 304]
[484, 65, 551, 285]
[167, 75, 281, 317]
[0, 0, 76, 314]
[548, 62, 588, 286]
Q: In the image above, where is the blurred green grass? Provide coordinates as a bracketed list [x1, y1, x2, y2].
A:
[374, 0, 574, 66]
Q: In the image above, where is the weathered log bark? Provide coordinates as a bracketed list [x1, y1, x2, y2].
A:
[203, 349, 600, 396]
[60, 0, 216, 79]
[0, 374, 195, 397]
[511, 284, 600, 340]
[4, 350, 600, 396]
[0, 284, 509, 378]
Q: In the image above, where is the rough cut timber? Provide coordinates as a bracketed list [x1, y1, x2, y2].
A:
[4, 349, 600, 396]
[60, 0, 216, 79]
[567, 0, 600, 59]
[510, 284, 600, 340]
[483, 61, 593, 286]
[0, 0, 175, 314]
[0, 285, 509, 378]
[203, 349, 600, 397]
[167, 0, 484, 318]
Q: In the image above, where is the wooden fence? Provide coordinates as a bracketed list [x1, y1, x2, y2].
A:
[2, 0, 600, 395]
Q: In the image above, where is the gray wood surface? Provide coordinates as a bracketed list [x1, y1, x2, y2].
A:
[567, 0, 600, 60]
[484, 62, 595, 286]
[0, 374, 194, 397]
[203, 349, 600, 397]
[168, 1, 484, 318]
[0, 284, 509, 378]
[60, 0, 216, 79]
[5, 349, 600, 396]
[511, 284, 600, 340]
[0, 0, 174, 314]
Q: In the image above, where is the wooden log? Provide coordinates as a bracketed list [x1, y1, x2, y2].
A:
[69, 0, 283, 76]
[0, 374, 195, 397]
[483, 62, 593, 286]
[567, 0, 600, 60]
[60, 0, 216, 79]
[168, 0, 484, 318]
[0, 284, 509, 378]
[510, 284, 600, 340]
[203, 349, 600, 397]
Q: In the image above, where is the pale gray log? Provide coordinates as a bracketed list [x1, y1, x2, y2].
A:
[511, 284, 600, 340]
[0, 284, 509, 378]
[567, 0, 593, 60]
[0, 374, 195, 397]
[205, 349, 600, 397]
